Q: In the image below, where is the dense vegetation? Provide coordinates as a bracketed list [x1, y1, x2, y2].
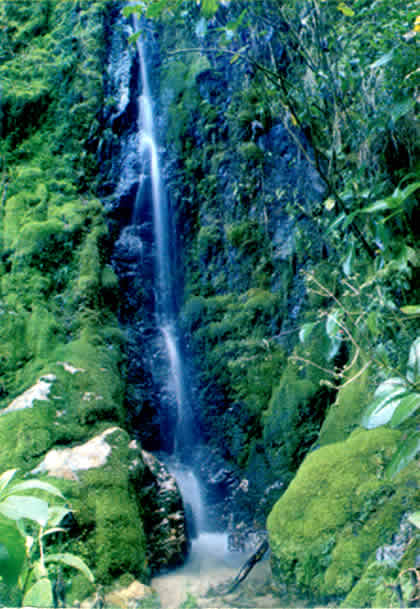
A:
[130, 0, 419, 605]
[0, 0, 418, 606]
[0, 2, 150, 605]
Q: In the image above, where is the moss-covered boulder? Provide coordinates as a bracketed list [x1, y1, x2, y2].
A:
[31, 427, 149, 589]
[267, 427, 419, 605]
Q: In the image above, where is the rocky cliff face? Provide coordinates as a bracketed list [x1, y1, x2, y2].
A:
[128, 2, 418, 606]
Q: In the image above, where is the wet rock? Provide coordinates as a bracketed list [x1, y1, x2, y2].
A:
[141, 450, 189, 572]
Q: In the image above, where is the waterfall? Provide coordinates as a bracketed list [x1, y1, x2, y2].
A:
[132, 17, 206, 539]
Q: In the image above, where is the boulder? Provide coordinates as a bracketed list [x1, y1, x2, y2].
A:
[141, 450, 189, 572]
[267, 427, 419, 604]
[1, 374, 56, 415]
[104, 580, 158, 609]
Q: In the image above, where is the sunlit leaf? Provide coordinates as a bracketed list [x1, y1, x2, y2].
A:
[326, 311, 341, 338]
[389, 393, 420, 427]
[195, 17, 207, 38]
[337, 2, 355, 17]
[342, 243, 354, 277]
[361, 378, 410, 429]
[370, 50, 394, 69]
[385, 434, 420, 479]
[9, 479, 64, 499]
[324, 198, 335, 211]
[299, 322, 315, 343]
[407, 512, 420, 528]
[406, 337, 420, 383]
[367, 311, 378, 337]
[400, 305, 420, 315]
[360, 200, 390, 214]
[146, 0, 167, 19]
[327, 337, 342, 361]
[201, 0, 219, 18]
[128, 31, 142, 45]
[45, 553, 94, 583]
[121, 5, 143, 18]
[23, 578, 53, 608]
[47, 505, 71, 528]
[0, 469, 17, 493]
[0, 496, 49, 527]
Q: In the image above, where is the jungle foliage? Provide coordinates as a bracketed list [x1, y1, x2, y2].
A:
[127, 0, 419, 604]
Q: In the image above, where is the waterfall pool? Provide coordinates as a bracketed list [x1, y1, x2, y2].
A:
[151, 535, 285, 609]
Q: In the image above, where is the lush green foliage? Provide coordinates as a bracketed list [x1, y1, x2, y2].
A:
[134, 0, 419, 603]
[0, 469, 93, 607]
[0, 0, 150, 598]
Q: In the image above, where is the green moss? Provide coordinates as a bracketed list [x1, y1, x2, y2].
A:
[342, 562, 398, 608]
[319, 356, 372, 445]
[52, 330, 124, 426]
[56, 429, 148, 586]
[267, 427, 419, 602]
[0, 401, 57, 471]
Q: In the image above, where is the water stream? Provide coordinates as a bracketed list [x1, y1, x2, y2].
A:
[133, 17, 212, 544]
[126, 17, 299, 609]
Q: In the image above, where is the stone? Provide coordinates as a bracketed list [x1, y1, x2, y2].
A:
[31, 427, 120, 479]
[1, 374, 56, 416]
[56, 361, 86, 374]
[104, 580, 155, 609]
[141, 451, 189, 571]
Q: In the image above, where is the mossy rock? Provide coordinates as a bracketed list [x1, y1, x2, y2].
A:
[267, 427, 419, 603]
[342, 561, 399, 608]
[0, 402, 57, 471]
[319, 357, 372, 445]
[36, 428, 149, 588]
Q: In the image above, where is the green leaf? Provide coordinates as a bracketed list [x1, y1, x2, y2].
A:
[47, 505, 70, 528]
[327, 337, 342, 361]
[391, 99, 415, 123]
[23, 577, 54, 608]
[385, 434, 420, 479]
[0, 495, 49, 527]
[370, 50, 394, 69]
[45, 553, 94, 583]
[0, 517, 25, 587]
[367, 311, 378, 337]
[342, 243, 354, 277]
[389, 393, 420, 427]
[360, 200, 390, 214]
[146, 0, 167, 19]
[9, 480, 64, 499]
[128, 31, 142, 45]
[201, 0, 219, 18]
[400, 305, 420, 315]
[0, 470, 17, 493]
[361, 378, 409, 429]
[337, 2, 355, 16]
[121, 5, 143, 18]
[407, 512, 420, 528]
[326, 311, 341, 338]
[299, 322, 315, 343]
[406, 336, 420, 383]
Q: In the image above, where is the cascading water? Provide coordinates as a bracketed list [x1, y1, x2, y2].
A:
[132, 17, 208, 542]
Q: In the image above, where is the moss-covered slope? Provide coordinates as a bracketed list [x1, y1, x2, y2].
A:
[0, 0, 149, 592]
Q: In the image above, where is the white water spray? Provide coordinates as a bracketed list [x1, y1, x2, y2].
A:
[132, 16, 208, 538]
